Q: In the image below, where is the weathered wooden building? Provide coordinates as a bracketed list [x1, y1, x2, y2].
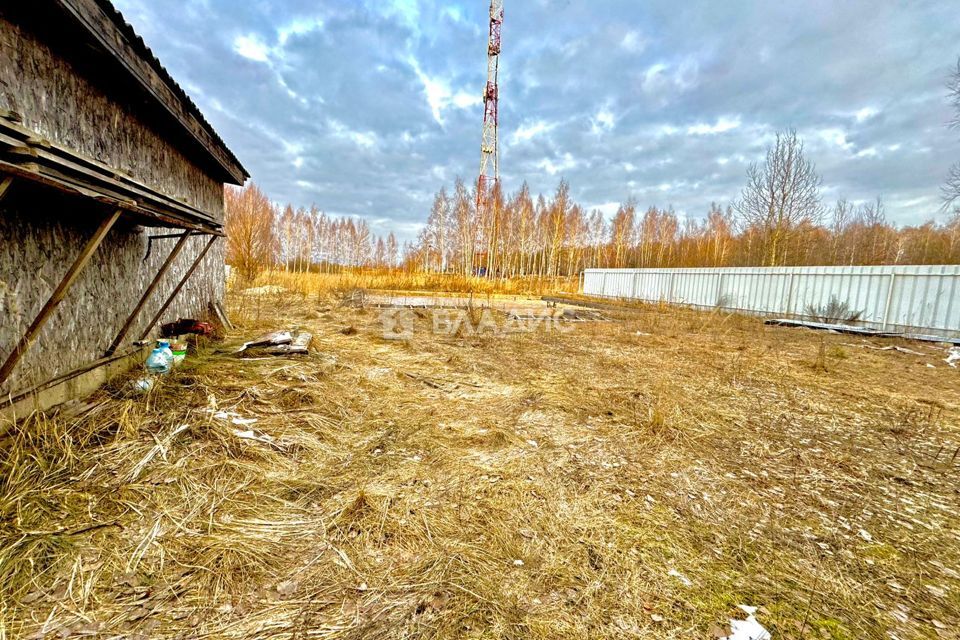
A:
[0, 0, 247, 415]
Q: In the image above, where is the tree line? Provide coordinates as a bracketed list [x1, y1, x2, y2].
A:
[226, 157, 960, 283]
[224, 183, 406, 282]
[410, 171, 959, 278]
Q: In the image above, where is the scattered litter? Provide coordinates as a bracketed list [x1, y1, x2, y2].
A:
[170, 340, 188, 365]
[268, 332, 312, 354]
[145, 346, 172, 375]
[232, 428, 283, 450]
[767, 318, 960, 344]
[668, 568, 692, 586]
[236, 331, 292, 352]
[927, 363, 936, 369]
[858, 528, 873, 542]
[235, 330, 312, 356]
[160, 318, 214, 338]
[209, 409, 274, 446]
[130, 377, 154, 393]
[843, 343, 926, 357]
[946, 347, 960, 368]
[766, 318, 897, 337]
[722, 605, 771, 640]
[650, 613, 664, 623]
[635, 331, 651, 336]
[513, 559, 524, 566]
[884, 345, 925, 356]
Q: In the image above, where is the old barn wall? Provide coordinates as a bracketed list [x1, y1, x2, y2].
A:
[0, 196, 225, 397]
[0, 15, 223, 217]
[0, 15, 230, 398]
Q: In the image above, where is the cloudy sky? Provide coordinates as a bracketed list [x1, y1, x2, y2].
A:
[114, 0, 959, 239]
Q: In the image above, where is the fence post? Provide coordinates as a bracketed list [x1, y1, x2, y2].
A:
[882, 272, 896, 330]
[715, 272, 725, 308]
[668, 271, 676, 303]
[784, 272, 796, 317]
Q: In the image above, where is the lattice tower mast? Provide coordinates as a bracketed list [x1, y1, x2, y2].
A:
[476, 0, 503, 214]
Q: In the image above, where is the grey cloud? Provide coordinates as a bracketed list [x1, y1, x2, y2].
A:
[113, 0, 960, 236]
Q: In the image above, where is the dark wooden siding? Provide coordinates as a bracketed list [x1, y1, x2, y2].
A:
[0, 15, 224, 217]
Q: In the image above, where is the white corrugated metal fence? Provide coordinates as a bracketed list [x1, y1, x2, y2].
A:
[582, 265, 960, 337]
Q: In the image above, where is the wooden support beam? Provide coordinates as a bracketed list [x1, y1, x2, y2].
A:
[0, 175, 13, 201]
[0, 209, 122, 389]
[105, 230, 192, 356]
[138, 235, 218, 341]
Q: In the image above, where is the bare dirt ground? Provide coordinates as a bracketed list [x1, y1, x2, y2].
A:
[3, 291, 959, 639]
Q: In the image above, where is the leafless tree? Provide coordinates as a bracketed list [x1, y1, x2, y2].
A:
[944, 59, 960, 212]
[225, 183, 276, 283]
[736, 129, 824, 266]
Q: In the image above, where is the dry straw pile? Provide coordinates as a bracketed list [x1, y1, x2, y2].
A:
[2, 289, 958, 638]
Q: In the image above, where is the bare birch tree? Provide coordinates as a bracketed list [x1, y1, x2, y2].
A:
[736, 129, 824, 266]
[944, 59, 960, 213]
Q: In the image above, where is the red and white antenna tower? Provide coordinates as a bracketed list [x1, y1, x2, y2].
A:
[476, 0, 503, 214]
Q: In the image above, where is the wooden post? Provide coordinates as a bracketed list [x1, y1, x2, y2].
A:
[0, 175, 13, 201]
[105, 230, 192, 356]
[138, 235, 218, 341]
[0, 209, 122, 388]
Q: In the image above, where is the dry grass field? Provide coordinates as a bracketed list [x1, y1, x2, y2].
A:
[2, 288, 959, 639]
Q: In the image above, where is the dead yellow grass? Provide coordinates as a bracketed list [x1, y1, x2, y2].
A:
[2, 290, 959, 639]
[235, 269, 579, 298]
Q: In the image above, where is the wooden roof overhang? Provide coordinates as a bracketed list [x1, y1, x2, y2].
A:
[0, 114, 223, 234]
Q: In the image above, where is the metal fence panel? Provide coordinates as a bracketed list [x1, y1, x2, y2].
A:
[582, 265, 960, 338]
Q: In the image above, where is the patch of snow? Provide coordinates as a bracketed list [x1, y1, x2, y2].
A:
[723, 605, 771, 640]
[945, 347, 960, 368]
[668, 568, 692, 586]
